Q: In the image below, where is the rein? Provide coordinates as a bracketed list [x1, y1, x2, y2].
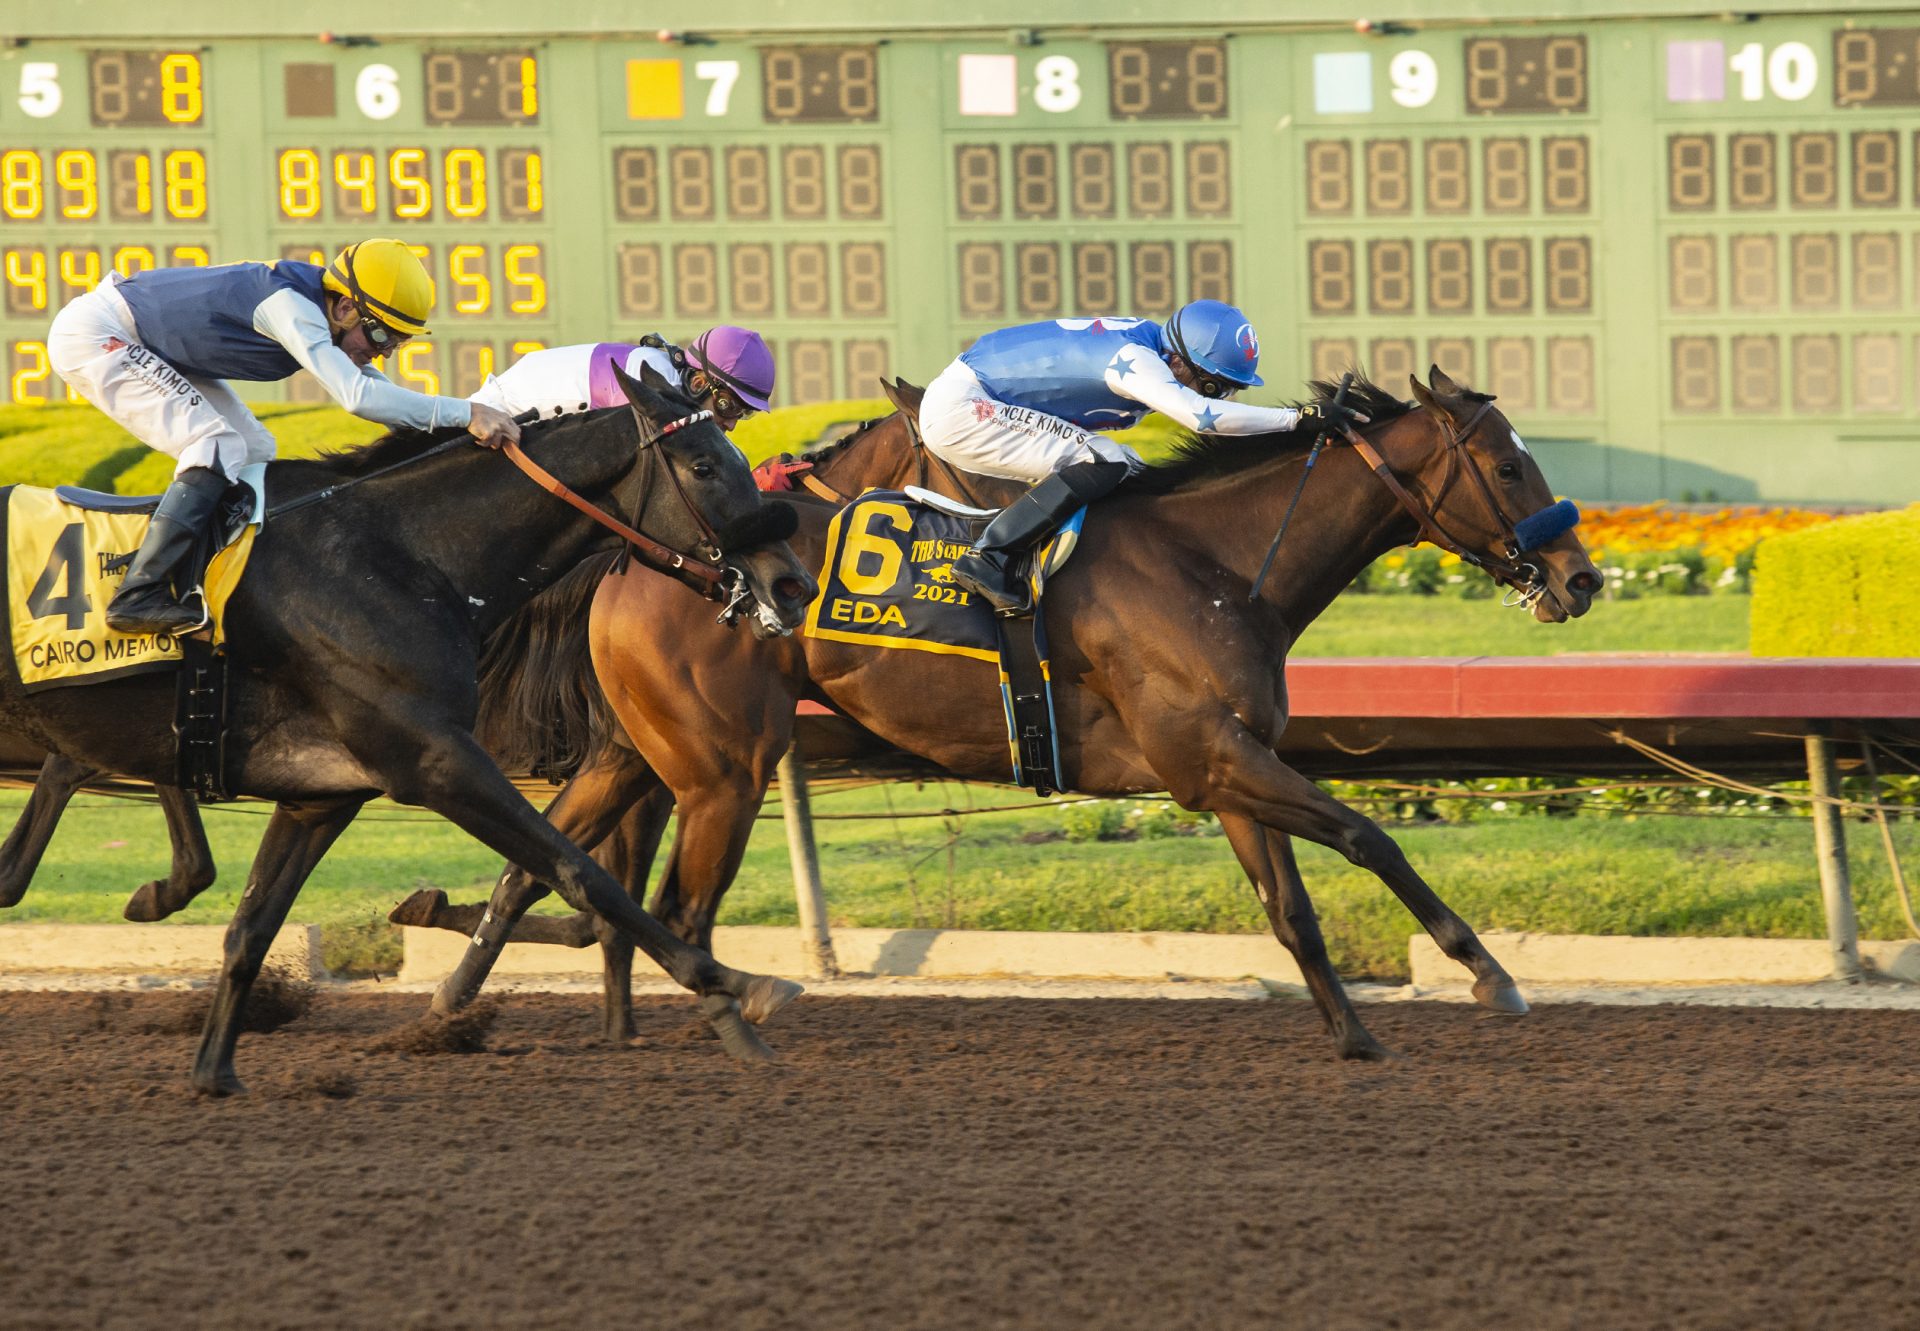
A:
[1247, 389, 1558, 605]
[266, 408, 729, 589]
[502, 408, 726, 589]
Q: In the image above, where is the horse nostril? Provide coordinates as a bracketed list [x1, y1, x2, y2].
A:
[775, 576, 808, 603]
[1568, 571, 1602, 596]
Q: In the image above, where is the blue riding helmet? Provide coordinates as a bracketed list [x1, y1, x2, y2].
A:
[1163, 299, 1264, 389]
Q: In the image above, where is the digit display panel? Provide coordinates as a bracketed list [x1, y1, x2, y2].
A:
[0, 9, 1915, 504]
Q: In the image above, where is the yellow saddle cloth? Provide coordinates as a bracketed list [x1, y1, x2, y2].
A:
[4, 482, 258, 691]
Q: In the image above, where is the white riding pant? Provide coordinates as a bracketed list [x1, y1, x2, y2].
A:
[919, 360, 1143, 484]
[47, 274, 276, 483]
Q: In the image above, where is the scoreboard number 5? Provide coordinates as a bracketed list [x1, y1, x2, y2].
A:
[17, 63, 62, 119]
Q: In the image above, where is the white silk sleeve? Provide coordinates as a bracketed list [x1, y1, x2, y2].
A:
[254, 289, 473, 430]
[1102, 346, 1301, 435]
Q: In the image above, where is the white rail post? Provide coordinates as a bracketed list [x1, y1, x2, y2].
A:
[1805, 723, 1864, 982]
[777, 742, 840, 979]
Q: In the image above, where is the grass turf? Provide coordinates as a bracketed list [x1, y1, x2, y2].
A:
[4, 774, 1911, 983]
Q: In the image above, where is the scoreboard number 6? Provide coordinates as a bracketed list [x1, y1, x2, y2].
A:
[356, 64, 401, 120]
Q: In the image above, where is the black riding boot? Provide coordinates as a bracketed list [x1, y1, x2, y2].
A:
[105, 466, 228, 636]
[950, 460, 1129, 617]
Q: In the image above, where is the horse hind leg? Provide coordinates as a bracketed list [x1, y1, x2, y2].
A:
[192, 799, 361, 1096]
[1217, 813, 1389, 1062]
[390, 884, 597, 947]
[123, 784, 219, 921]
[0, 753, 94, 909]
[591, 778, 674, 1044]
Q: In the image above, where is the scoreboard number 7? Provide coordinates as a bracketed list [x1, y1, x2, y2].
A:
[695, 61, 740, 116]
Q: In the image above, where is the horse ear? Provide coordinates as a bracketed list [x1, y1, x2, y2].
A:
[1408, 375, 1450, 424]
[1427, 363, 1463, 397]
[611, 358, 670, 414]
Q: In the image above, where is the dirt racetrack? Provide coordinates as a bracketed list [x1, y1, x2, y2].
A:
[1, 991, 1914, 1330]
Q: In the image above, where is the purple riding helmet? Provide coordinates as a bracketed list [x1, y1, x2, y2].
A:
[687, 325, 776, 413]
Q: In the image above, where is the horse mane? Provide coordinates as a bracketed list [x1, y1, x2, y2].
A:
[1124, 372, 1418, 495]
[797, 416, 889, 466]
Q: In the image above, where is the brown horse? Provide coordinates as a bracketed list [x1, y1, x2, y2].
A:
[406, 368, 1603, 1060]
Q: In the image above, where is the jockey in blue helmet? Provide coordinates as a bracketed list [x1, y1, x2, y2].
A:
[921, 299, 1365, 616]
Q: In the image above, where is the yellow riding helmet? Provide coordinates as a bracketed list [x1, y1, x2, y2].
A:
[322, 239, 435, 337]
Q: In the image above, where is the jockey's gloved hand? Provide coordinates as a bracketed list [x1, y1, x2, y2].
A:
[468, 401, 522, 450]
[1295, 401, 1368, 438]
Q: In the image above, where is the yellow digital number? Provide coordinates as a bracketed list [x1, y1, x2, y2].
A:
[333, 150, 376, 216]
[837, 501, 911, 595]
[54, 151, 98, 221]
[5, 250, 49, 311]
[523, 151, 545, 213]
[504, 244, 545, 315]
[449, 243, 491, 314]
[160, 53, 204, 124]
[509, 340, 545, 358]
[170, 245, 210, 267]
[2, 151, 44, 221]
[112, 246, 156, 278]
[10, 341, 51, 406]
[397, 342, 439, 394]
[114, 151, 153, 218]
[278, 148, 321, 220]
[389, 148, 430, 219]
[518, 56, 539, 117]
[58, 249, 102, 296]
[445, 148, 487, 219]
[467, 344, 497, 381]
[162, 150, 207, 220]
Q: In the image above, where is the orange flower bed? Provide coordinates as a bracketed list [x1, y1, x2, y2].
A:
[1576, 503, 1842, 564]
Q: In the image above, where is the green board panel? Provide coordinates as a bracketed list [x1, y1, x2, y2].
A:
[1, 10, 1918, 501]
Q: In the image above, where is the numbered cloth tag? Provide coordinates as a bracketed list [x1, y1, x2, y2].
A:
[803, 490, 999, 663]
[2, 486, 255, 691]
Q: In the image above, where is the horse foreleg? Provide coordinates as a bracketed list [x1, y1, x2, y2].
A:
[427, 749, 656, 1019]
[391, 888, 598, 947]
[392, 730, 796, 1062]
[122, 783, 218, 921]
[591, 778, 673, 1043]
[1216, 813, 1387, 1061]
[191, 799, 361, 1096]
[0, 752, 93, 908]
[1160, 722, 1524, 1019]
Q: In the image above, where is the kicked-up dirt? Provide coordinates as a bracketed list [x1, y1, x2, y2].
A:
[0, 991, 1914, 1330]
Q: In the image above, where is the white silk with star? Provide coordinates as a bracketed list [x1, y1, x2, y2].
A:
[1100, 346, 1302, 437]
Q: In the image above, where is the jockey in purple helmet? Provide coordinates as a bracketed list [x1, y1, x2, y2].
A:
[924, 299, 1365, 616]
[471, 325, 774, 432]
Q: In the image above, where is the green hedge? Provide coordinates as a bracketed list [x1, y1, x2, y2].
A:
[1750, 506, 1920, 656]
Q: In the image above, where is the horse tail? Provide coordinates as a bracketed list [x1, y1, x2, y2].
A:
[474, 551, 619, 782]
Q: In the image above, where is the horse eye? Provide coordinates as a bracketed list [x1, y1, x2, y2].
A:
[1496, 460, 1522, 482]
[692, 461, 716, 480]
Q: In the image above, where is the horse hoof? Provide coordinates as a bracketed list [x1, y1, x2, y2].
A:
[123, 881, 166, 922]
[739, 974, 804, 1025]
[1473, 975, 1530, 1015]
[388, 888, 448, 928]
[701, 996, 777, 1064]
[192, 1070, 247, 1098]
[1338, 1038, 1399, 1063]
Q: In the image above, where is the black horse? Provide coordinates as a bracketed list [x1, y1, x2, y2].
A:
[0, 364, 816, 1094]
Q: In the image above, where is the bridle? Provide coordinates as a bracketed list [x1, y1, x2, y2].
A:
[1249, 381, 1562, 608]
[1339, 397, 1550, 602]
[502, 406, 732, 580]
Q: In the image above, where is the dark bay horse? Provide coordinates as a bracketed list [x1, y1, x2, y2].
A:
[411, 369, 1603, 1060]
[0, 364, 816, 1092]
[0, 382, 947, 922]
